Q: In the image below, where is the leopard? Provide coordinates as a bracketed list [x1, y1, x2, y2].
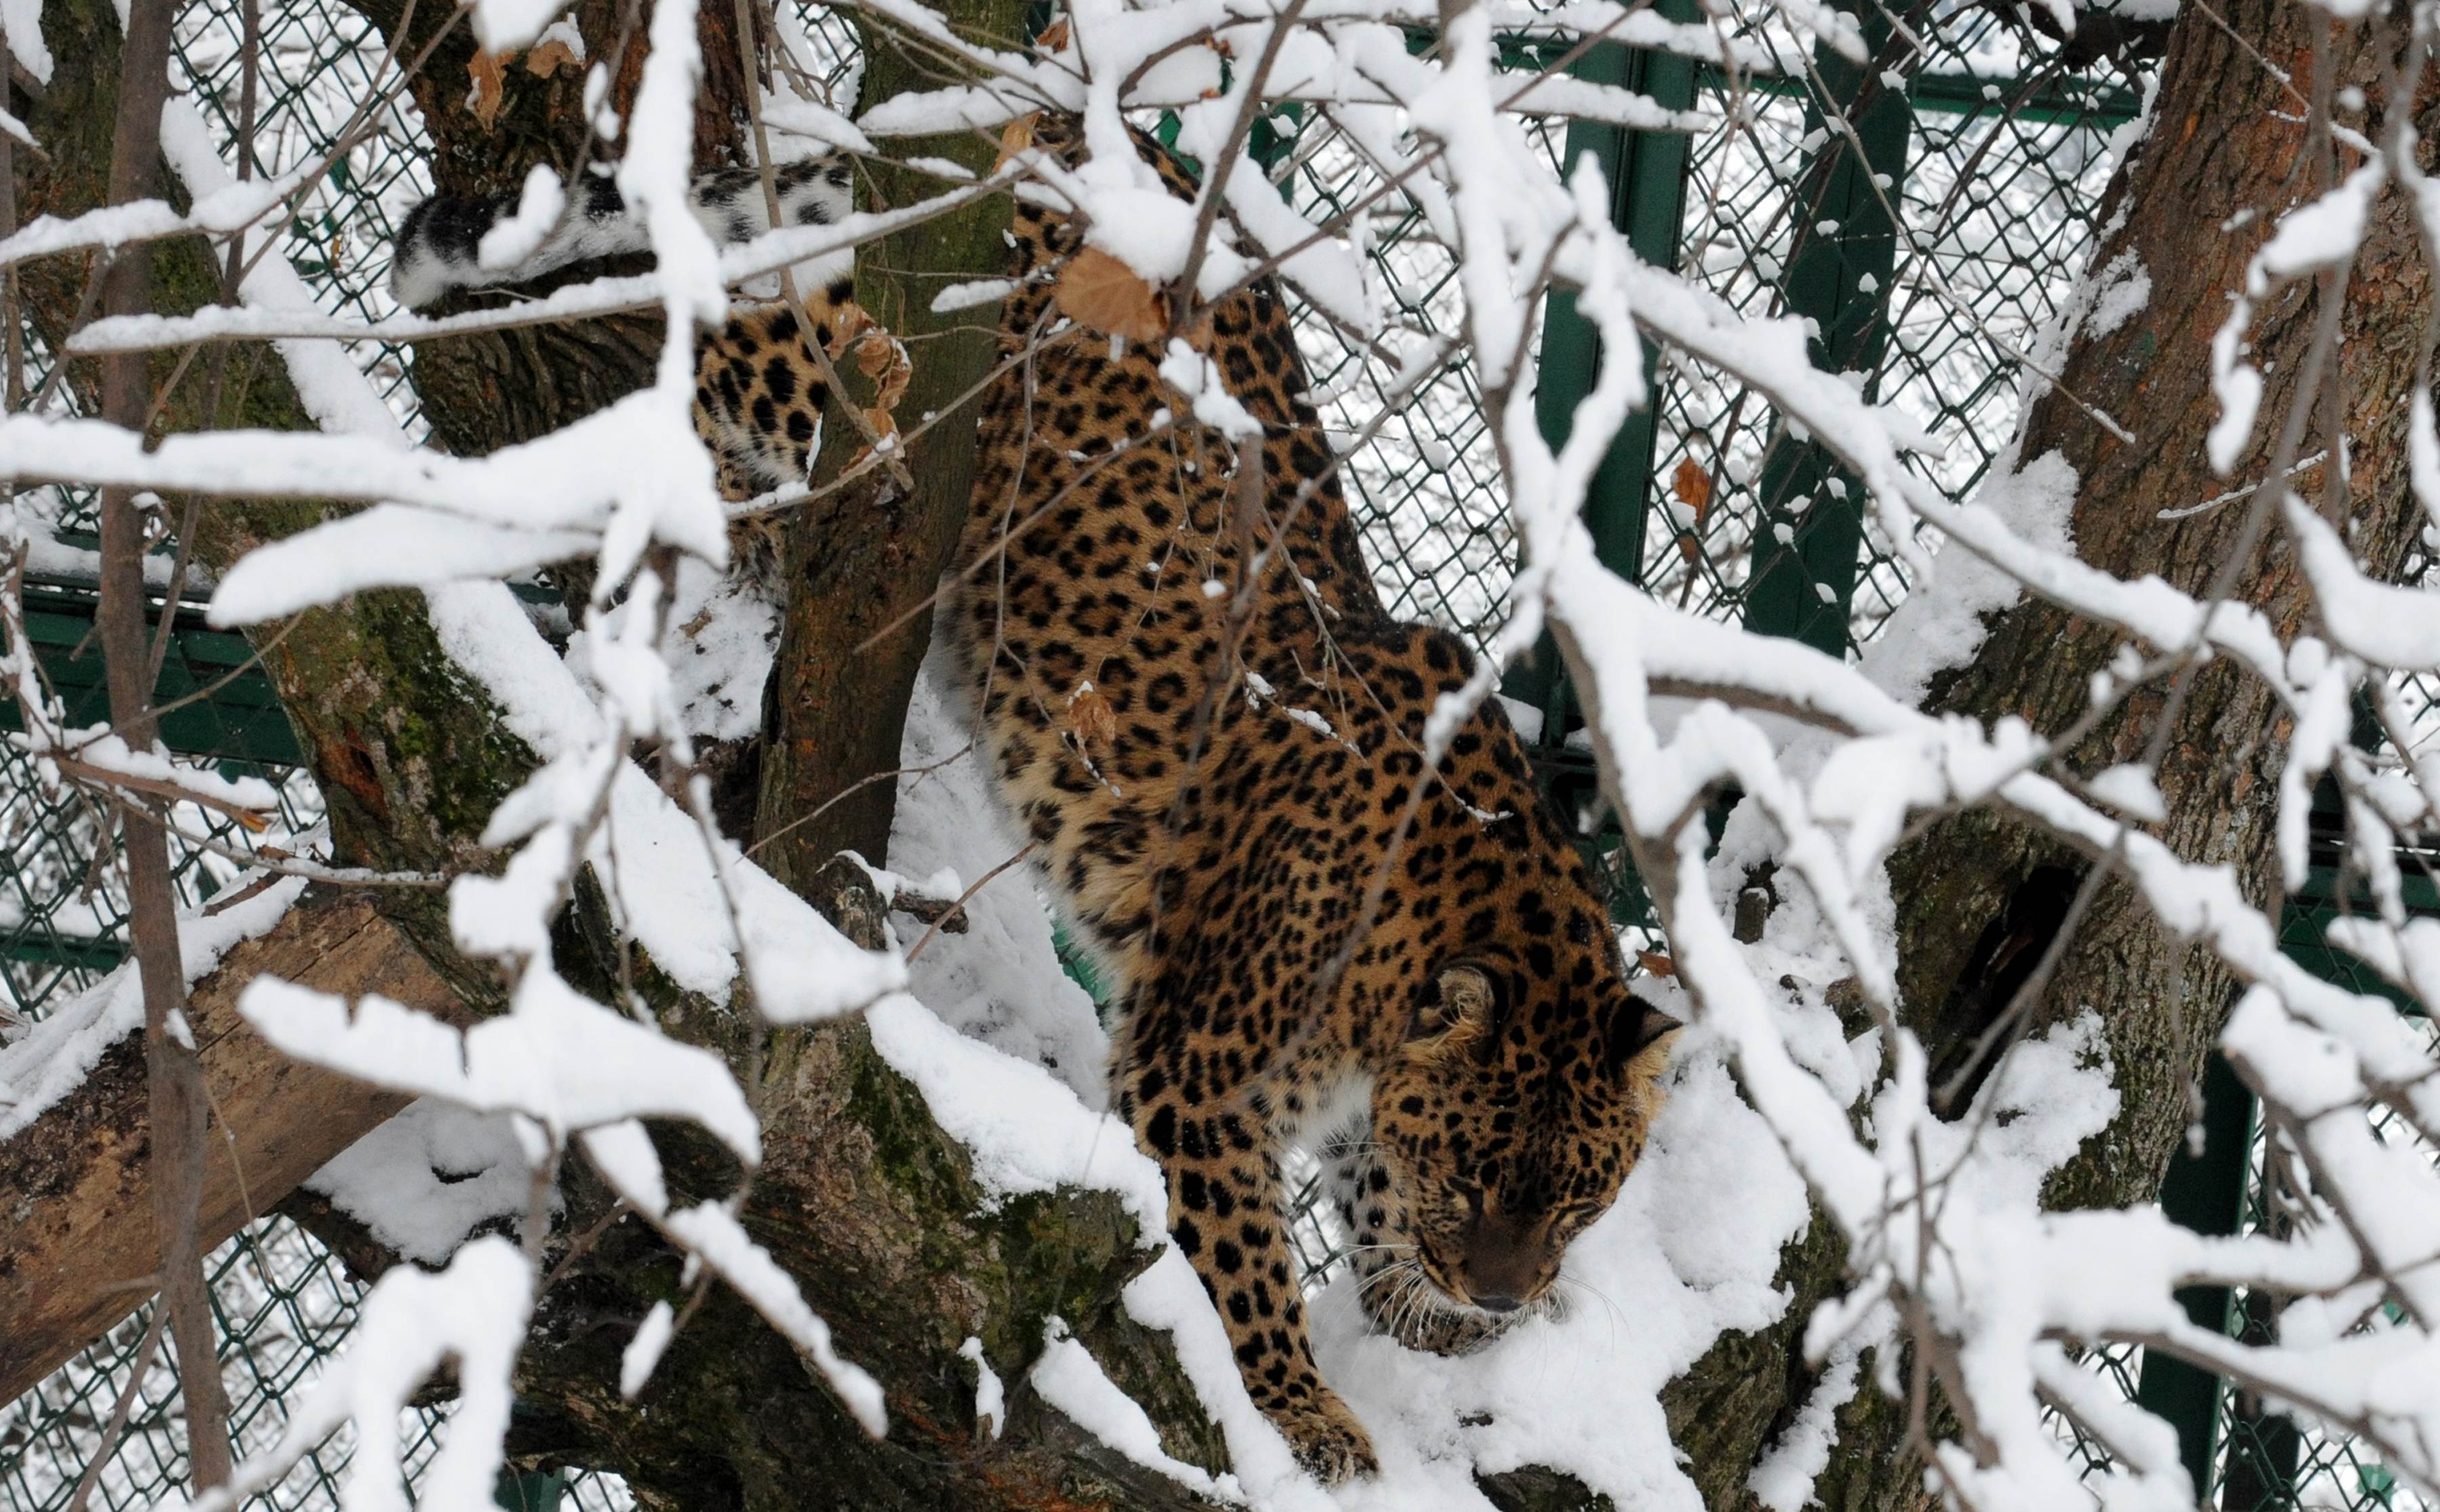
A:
[392, 121, 1680, 1485]
[942, 117, 1682, 1482]
[392, 155, 861, 542]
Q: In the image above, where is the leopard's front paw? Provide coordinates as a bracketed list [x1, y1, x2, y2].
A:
[1274, 1390, 1378, 1484]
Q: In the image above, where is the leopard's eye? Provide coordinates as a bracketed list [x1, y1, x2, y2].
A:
[1408, 964, 1494, 1042]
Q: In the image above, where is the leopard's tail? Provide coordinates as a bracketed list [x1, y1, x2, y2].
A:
[388, 157, 857, 310]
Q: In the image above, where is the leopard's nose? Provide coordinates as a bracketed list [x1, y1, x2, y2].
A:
[1455, 1209, 1547, 1309]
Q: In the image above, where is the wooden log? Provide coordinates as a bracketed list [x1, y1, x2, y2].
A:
[0, 891, 479, 1404]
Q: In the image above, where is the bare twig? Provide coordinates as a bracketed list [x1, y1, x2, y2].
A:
[903, 840, 1036, 962]
[94, 0, 232, 1488]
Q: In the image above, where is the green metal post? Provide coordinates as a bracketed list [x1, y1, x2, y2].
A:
[494, 1470, 569, 1512]
[1741, 2, 1911, 653]
[1507, 2, 1699, 736]
[2136, 1052, 2252, 1494]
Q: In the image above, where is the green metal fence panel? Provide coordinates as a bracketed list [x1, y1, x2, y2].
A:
[0, 583, 303, 766]
[1509, 9, 1699, 739]
[0, 1, 2424, 1509]
[2135, 1052, 2254, 1493]
[1648, 5, 2136, 646]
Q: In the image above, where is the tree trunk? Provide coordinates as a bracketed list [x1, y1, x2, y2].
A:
[3, 3, 1228, 1506]
[1658, 2, 2432, 1505]
[750, 11, 1021, 882]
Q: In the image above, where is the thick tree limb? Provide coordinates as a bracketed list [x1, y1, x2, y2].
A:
[0, 893, 481, 1405]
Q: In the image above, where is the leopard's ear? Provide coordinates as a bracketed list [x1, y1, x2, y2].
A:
[1607, 999, 1682, 1075]
[1409, 963, 1495, 1043]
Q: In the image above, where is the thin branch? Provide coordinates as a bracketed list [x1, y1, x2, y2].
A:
[94, 0, 232, 1488]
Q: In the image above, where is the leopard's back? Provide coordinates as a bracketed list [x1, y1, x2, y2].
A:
[950, 134, 1412, 986]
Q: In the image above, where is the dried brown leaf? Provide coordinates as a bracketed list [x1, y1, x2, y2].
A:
[468, 51, 508, 129]
[524, 37, 582, 76]
[1671, 456, 1713, 520]
[855, 328, 911, 432]
[994, 113, 1040, 171]
[1054, 246, 1168, 344]
[1671, 458, 1714, 565]
[827, 300, 872, 359]
[1635, 950, 1676, 978]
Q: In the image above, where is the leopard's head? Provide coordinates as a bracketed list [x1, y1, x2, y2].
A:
[1366, 920, 1680, 1319]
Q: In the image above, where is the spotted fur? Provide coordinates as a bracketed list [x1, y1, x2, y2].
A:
[945, 122, 1681, 1482]
[394, 127, 1680, 1486]
[390, 156, 861, 590]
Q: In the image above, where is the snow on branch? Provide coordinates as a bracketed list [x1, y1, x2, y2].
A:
[171, 1239, 533, 1512]
[21, 0, 2440, 1501]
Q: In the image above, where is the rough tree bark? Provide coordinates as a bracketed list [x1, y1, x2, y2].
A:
[751, 10, 1021, 883]
[3, 1, 1227, 1506]
[1653, 3, 2432, 1507]
[5, 0, 2407, 1505]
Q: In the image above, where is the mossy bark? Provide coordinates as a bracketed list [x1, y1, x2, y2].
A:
[11, 2, 1223, 1506]
[1654, 3, 2433, 1506]
[752, 6, 1024, 883]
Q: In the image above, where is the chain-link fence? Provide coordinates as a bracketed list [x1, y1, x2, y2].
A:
[1647, 4, 2137, 645]
[0, 0, 2422, 1507]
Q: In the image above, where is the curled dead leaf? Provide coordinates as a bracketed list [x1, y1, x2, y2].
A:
[467, 51, 508, 129]
[826, 299, 873, 358]
[995, 113, 1040, 172]
[855, 327, 912, 438]
[1671, 457, 1713, 565]
[1034, 17, 1071, 52]
[1635, 951, 1677, 978]
[828, 306, 914, 480]
[1055, 246, 1168, 344]
[1671, 456, 1713, 519]
[1067, 682, 1118, 746]
[525, 36, 583, 77]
